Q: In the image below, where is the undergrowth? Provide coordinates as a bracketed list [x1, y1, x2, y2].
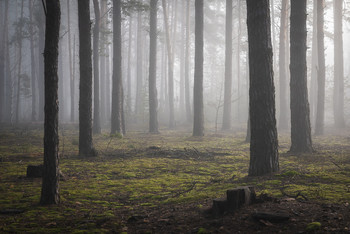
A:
[0, 124, 350, 232]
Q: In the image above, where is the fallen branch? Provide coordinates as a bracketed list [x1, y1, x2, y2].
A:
[280, 187, 308, 201]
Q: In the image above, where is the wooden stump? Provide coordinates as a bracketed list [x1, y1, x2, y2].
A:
[212, 198, 227, 216]
[227, 186, 256, 212]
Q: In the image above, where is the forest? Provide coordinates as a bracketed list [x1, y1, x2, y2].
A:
[0, 0, 350, 233]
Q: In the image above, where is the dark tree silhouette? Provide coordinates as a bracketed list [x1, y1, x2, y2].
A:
[246, 0, 279, 176]
[78, 0, 95, 156]
[315, 0, 325, 135]
[93, 0, 101, 134]
[289, 0, 313, 153]
[149, 0, 159, 133]
[193, 0, 204, 136]
[67, 0, 75, 123]
[111, 0, 123, 135]
[222, 0, 233, 130]
[40, 0, 61, 205]
[333, 0, 345, 128]
[278, 0, 288, 130]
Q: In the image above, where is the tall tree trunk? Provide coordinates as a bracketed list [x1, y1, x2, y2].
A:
[40, 0, 61, 205]
[100, 0, 107, 124]
[290, 0, 313, 153]
[193, 0, 204, 136]
[78, 0, 95, 156]
[315, 0, 325, 135]
[15, 0, 24, 123]
[29, 0, 37, 121]
[162, 0, 175, 128]
[135, 11, 143, 122]
[310, 0, 318, 128]
[236, 0, 241, 122]
[333, 0, 345, 128]
[111, 0, 123, 135]
[184, 0, 191, 123]
[126, 15, 133, 121]
[246, 0, 279, 176]
[67, 0, 75, 123]
[0, 0, 5, 122]
[149, 0, 159, 133]
[222, 0, 232, 130]
[93, 0, 101, 134]
[3, 0, 11, 122]
[38, 7, 45, 122]
[278, 0, 288, 130]
[179, 1, 185, 118]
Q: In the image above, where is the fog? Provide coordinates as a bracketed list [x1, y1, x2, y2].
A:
[0, 0, 349, 133]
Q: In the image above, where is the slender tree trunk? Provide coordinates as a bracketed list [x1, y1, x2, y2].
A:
[100, 0, 107, 124]
[290, 0, 313, 153]
[193, 0, 204, 136]
[111, 0, 123, 135]
[93, 0, 101, 134]
[3, 0, 10, 122]
[15, 1, 24, 123]
[0, 0, 5, 122]
[38, 9, 45, 122]
[185, 0, 191, 123]
[162, 0, 175, 128]
[135, 11, 143, 122]
[222, 0, 232, 130]
[40, 0, 61, 205]
[246, 0, 279, 176]
[149, 0, 159, 133]
[67, 0, 75, 123]
[179, 1, 185, 118]
[278, 0, 288, 130]
[106, 45, 111, 119]
[78, 0, 95, 157]
[333, 0, 345, 128]
[236, 0, 241, 122]
[127, 15, 132, 121]
[315, 0, 325, 135]
[310, 0, 318, 128]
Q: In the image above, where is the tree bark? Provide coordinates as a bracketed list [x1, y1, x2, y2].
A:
[100, 0, 107, 124]
[315, 0, 325, 135]
[78, 0, 95, 156]
[193, 0, 204, 136]
[15, 1, 24, 123]
[310, 0, 318, 128]
[111, 0, 123, 135]
[246, 0, 279, 176]
[222, 0, 232, 130]
[126, 15, 133, 121]
[66, 0, 75, 123]
[38, 7, 45, 122]
[0, 1, 5, 122]
[29, 0, 37, 121]
[135, 11, 143, 122]
[278, 0, 288, 130]
[333, 0, 345, 128]
[40, 0, 61, 205]
[184, 0, 192, 123]
[3, 0, 11, 123]
[289, 0, 313, 153]
[93, 0, 101, 134]
[162, 0, 175, 128]
[149, 0, 159, 133]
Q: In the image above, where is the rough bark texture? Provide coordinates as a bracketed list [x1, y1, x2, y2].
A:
[289, 0, 312, 153]
[333, 0, 345, 128]
[278, 0, 288, 130]
[149, 0, 159, 133]
[162, 0, 175, 128]
[111, 0, 123, 135]
[93, 0, 101, 134]
[67, 0, 74, 123]
[78, 0, 94, 157]
[315, 0, 325, 136]
[184, 0, 192, 123]
[246, 0, 279, 176]
[15, 1, 24, 123]
[29, 0, 37, 121]
[222, 0, 232, 130]
[193, 0, 204, 136]
[40, 0, 61, 205]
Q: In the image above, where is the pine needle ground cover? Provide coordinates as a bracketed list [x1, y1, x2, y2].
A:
[0, 124, 350, 233]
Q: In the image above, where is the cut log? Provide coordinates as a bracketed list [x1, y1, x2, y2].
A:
[252, 211, 290, 222]
[26, 164, 43, 178]
[212, 198, 227, 216]
[227, 186, 256, 212]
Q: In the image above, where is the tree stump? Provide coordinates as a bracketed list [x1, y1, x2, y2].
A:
[26, 165, 43, 178]
[212, 198, 227, 216]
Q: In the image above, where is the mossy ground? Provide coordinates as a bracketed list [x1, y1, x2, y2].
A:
[0, 124, 350, 233]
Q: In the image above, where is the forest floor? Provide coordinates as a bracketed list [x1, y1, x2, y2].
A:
[0, 123, 350, 233]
